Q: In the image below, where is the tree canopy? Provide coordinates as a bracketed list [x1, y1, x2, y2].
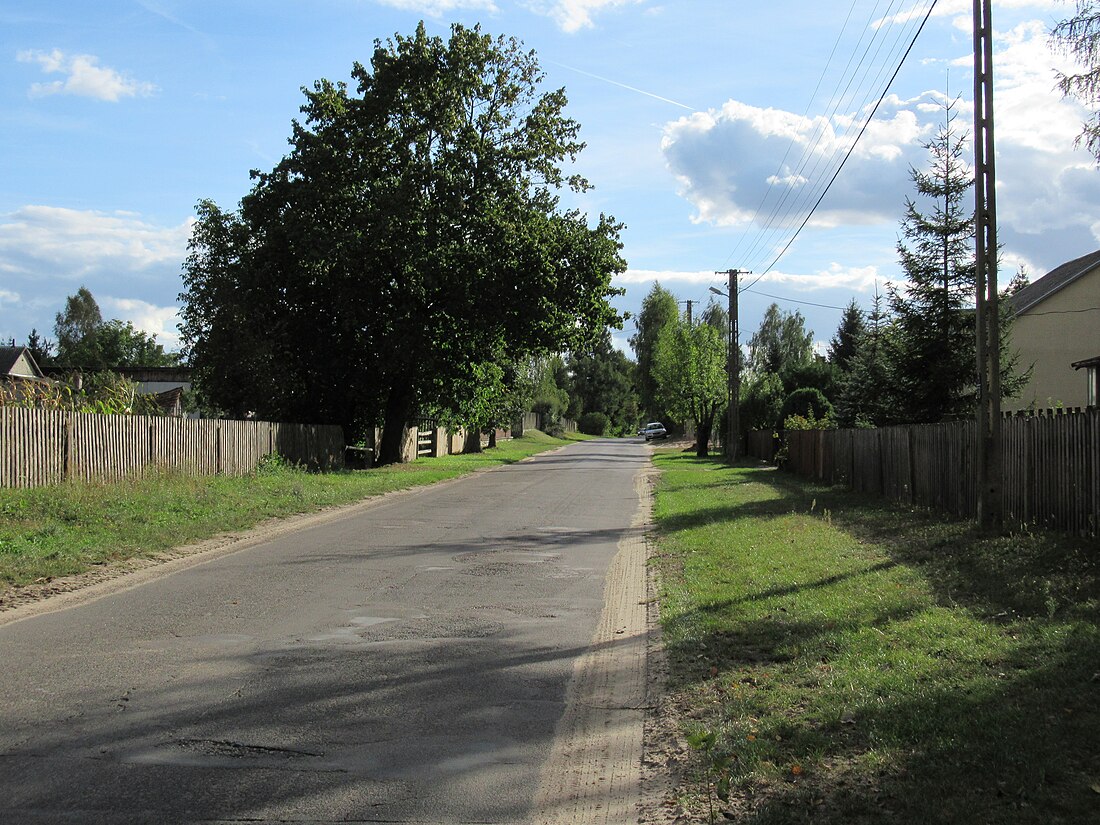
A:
[180, 23, 625, 463]
[630, 282, 679, 422]
[747, 303, 813, 377]
[653, 307, 727, 456]
[1052, 1, 1100, 161]
[51, 286, 175, 369]
[566, 330, 638, 436]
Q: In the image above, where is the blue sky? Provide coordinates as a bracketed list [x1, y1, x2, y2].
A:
[2, 0, 1097, 359]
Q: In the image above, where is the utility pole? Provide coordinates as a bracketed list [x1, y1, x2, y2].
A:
[712, 269, 750, 462]
[974, 0, 1002, 529]
[679, 300, 696, 326]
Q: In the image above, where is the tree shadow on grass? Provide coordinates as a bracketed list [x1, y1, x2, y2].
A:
[655, 458, 1100, 824]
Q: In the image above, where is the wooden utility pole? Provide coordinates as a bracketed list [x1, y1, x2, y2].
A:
[714, 270, 749, 461]
[974, 0, 1002, 529]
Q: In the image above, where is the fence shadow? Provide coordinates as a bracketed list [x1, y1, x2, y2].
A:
[655, 458, 1100, 824]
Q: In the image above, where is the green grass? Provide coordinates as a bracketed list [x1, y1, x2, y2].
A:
[652, 450, 1099, 824]
[0, 430, 586, 590]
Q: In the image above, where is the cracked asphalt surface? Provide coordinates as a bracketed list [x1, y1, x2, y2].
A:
[0, 437, 651, 824]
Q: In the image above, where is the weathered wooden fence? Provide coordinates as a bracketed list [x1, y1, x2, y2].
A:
[0, 408, 344, 489]
[753, 408, 1099, 538]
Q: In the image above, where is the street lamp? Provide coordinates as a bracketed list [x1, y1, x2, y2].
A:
[709, 279, 740, 461]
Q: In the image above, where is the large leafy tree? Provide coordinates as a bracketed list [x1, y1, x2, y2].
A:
[653, 310, 727, 457]
[1052, 1, 1100, 161]
[53, 287, 175, 368]
[629, 282, 679, 421]
[180, 23, 625, 464]
[746, 303, 813, 377]
[54, 286, 102, 360]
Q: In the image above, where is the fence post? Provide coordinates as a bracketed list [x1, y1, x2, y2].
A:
[907, 426, 916, 505]
[63, 411, 73, 483]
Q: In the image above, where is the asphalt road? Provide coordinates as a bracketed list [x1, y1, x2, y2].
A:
[0, 437, 650, 824]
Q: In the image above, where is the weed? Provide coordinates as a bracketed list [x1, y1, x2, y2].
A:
[686, 725, 734, 825]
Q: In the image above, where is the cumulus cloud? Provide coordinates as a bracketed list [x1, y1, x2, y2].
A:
[661, 19, 1100, 272]
[525, 0, 648, 33]
[16, 49, 157, 102]
[0, 207, 191, 348]
[374, 0, 498, 15]
[102, 297, 182, 349]
[874, 0, 1061, 29]
[661, 95, 933, 230]
[0, 206, 192, 277]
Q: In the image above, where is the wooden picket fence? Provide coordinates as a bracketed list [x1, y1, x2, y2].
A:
[0, 408, 344, 489]
[753, 408, 1099, 538]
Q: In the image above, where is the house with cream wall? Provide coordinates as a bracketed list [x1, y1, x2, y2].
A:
[1005, 249, 1100, 411]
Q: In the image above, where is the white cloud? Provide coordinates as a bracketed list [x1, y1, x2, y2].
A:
[16, 49, 157, 102]
[753, 263, 883, 292]
[102, 297, 181, 349]
[0, 206, 192, 277]
[660, 18, 1100, 272]
[0, 207, 191, 349]
[875, 0, 1061, 29]
[525, 0, 648, 33]
[661, 95, 933, 230]
[373, 0, 499, 16]
[615, 268, 717, 285]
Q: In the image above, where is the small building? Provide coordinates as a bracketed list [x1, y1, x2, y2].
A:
[1006, 249, 1100, 411]
[0, 346, 46, 382]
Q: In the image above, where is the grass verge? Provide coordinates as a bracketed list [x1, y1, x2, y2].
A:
[0, 430, 588, 590]
[652, 450, 1099, 824]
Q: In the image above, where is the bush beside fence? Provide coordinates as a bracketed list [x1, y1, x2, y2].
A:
[751, 408, 1099, 539]
[0, 408, 344, 488]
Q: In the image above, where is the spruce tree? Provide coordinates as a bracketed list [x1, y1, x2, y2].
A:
[836, 288, 893, 427]
[886, 98, 977, 422]
[828, 299, 865, 373]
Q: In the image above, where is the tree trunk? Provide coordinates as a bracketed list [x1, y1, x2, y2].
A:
[695, 410, 713, 457]
[463, 425, 483, 454]
[377, 385, 414, 465]
[488, 428, 497, 449]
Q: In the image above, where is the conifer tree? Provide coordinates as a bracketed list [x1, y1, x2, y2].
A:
[1052, 1, 1100, 161]
[828, 299, 865, 373]
[835, 288, 893, 427]
[886, 98, 977, 422]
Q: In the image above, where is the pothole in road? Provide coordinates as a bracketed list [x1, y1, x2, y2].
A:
[452, 548, 560, 565]
[173, 738, 323, 760]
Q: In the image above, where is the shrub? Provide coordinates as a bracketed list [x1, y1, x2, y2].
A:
[778, 387, 832, 428]
[577, 411, 610, 436]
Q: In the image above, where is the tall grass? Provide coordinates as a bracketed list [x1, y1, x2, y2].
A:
[653, 451, 1099, 824]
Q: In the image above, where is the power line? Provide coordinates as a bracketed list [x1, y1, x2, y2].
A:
[740, 0, 939, 294]
[741, 288, 850, 311]
[731, 0, 931, 271]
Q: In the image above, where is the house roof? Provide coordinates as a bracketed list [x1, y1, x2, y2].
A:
[1009, 248, 1100, 314]
[0, 346, 44, 379]
[1071, 355, 1100, 370]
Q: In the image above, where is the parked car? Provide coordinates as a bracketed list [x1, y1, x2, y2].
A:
[642, 422, 668, 441]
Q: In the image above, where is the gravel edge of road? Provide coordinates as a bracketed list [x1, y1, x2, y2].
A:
[530, 459, 663, 824]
